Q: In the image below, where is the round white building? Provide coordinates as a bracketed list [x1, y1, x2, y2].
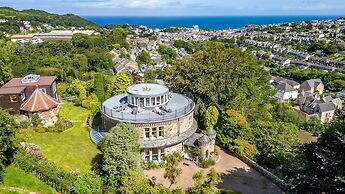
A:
[96, 83, 198, 162]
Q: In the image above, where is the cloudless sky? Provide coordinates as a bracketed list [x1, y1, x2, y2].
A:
[1, 0, 345, 16]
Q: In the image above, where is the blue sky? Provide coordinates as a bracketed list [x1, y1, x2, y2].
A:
[1, 0, 345, 16]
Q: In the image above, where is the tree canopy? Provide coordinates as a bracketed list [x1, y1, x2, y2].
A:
[288, 119, 345, 193]
[167, 46, 273, 122]
[99, 123, 141, 176]
[136, 51, 152, 65]
[0, 108, 18, 180]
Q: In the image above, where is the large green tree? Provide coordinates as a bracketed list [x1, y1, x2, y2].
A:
[288, 120, 345, 193]
[164, 153, 182, 188]
[99, 123, 141, 176]
[0, 108, 17, 181]
[167, 46, 273, 122]
[191, 168, 222, 194]
[204, 105, 219, 129]
[106, 72, 133, 96]
[137, 51, 152, 65]
[251, 121, 301, 177]
[118, 169, 172, 194]
[158, 45, 177, 63]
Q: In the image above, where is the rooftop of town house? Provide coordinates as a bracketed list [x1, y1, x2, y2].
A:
[127, 83, 169, 97]
[10, 34, 34, 39]
[0, 86, 26, 95]
[101, 92, 194, 123]
[2, 74, 57, 88]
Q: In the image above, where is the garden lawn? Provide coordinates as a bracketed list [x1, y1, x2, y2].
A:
[28, 101, 100, 173]
[0, 166, 54, 194]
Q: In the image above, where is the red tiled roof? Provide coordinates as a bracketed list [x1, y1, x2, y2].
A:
[2, 76, 56, 88]
[20, 89, 59, 112]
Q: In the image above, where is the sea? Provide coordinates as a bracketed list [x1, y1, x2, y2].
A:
[83, 16, 341, 30]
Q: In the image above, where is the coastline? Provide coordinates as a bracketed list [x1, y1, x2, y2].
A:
[83, 15, 341, 29]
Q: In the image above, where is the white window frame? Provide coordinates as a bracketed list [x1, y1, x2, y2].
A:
[39, 88, 46, 94]
[20, 91, 26, 101]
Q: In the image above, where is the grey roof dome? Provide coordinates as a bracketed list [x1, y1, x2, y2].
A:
[206, 128, 216, 136]
[198, 135, 211, 145]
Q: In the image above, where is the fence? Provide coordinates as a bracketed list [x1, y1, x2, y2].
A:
[101, 99, 195, 123]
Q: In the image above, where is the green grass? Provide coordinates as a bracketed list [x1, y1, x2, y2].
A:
[59, 101, 90, 121]
[0, 166, 54, 194]
[28, 101, 100, 173]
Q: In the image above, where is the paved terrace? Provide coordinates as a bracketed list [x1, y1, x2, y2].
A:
[145, 147, 283, 194]
[101, 93, 194, 123]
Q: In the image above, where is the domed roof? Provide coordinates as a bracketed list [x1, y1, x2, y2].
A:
[206, 128, 216, 136]
[198, 135, 211, 144]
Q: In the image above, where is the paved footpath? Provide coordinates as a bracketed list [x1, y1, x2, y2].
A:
[144, 147, 283, 194]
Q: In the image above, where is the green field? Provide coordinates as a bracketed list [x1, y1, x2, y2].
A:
[0, 166, 54, 194]
[28, 101, 100, 173]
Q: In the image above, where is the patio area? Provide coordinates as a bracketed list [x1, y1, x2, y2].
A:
[144, 146, 283, 194]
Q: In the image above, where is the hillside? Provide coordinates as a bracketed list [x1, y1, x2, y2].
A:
[0, 7, 96, 34]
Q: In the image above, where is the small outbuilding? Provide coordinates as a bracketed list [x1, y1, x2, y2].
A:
[20, 88, 60, 127]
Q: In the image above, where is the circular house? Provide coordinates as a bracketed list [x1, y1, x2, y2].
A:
[96, 83, 198, 162]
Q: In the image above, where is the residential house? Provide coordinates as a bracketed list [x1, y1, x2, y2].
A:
[297, 93, 336, 123]
[0, 74, 59, 126]
[274, 82, 298, 101]
[285, 79, 300, 90]
[318, 102, 336, 123]
[114, 58, 139, 73]
[272, 56, 291, 66]
[299, 79, 324, 94]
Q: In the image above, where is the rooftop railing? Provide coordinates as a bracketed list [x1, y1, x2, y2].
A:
[100, 98, 195, 123]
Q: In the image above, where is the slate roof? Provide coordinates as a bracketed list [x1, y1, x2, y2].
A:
[0, 87, 25, 95]
[332, 98, 343, 106]
[322, 96, 333, 103]
[318, 102, 335, 113]
[284, 79, 300, 87]
[275, 82, 296, 92]
[2, 76, 56, 88]
[300, 79, 323, 91]
[185, 133, 202, 147]
[198, 135, 211, 144]
[20, 89, 59, 112]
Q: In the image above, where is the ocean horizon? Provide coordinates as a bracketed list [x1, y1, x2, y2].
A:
[83, 15, 342, 30]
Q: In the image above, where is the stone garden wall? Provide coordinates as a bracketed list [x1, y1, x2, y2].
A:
[231, 152, 291, 193]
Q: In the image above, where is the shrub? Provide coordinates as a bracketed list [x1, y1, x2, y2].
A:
[303, 117, 325, 135]
[14, 150, 76, 193]
[15, 128, 29, 143]
[141, 161, 165, 170]
[31, 113, 42, 127]
[54, 116, 73, 132]
[82, 99, 91, 109]
[186, 147, 203, 162]
[199, 159, 216, 168]
[231, 139, 258, 160]
[73, 172, 103, 194]
[34, 126, 47, 133]
[19, 121, 31, 129]
[33, 117, 72, 133]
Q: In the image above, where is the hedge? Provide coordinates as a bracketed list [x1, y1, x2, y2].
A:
[14, 150, 76, 193]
